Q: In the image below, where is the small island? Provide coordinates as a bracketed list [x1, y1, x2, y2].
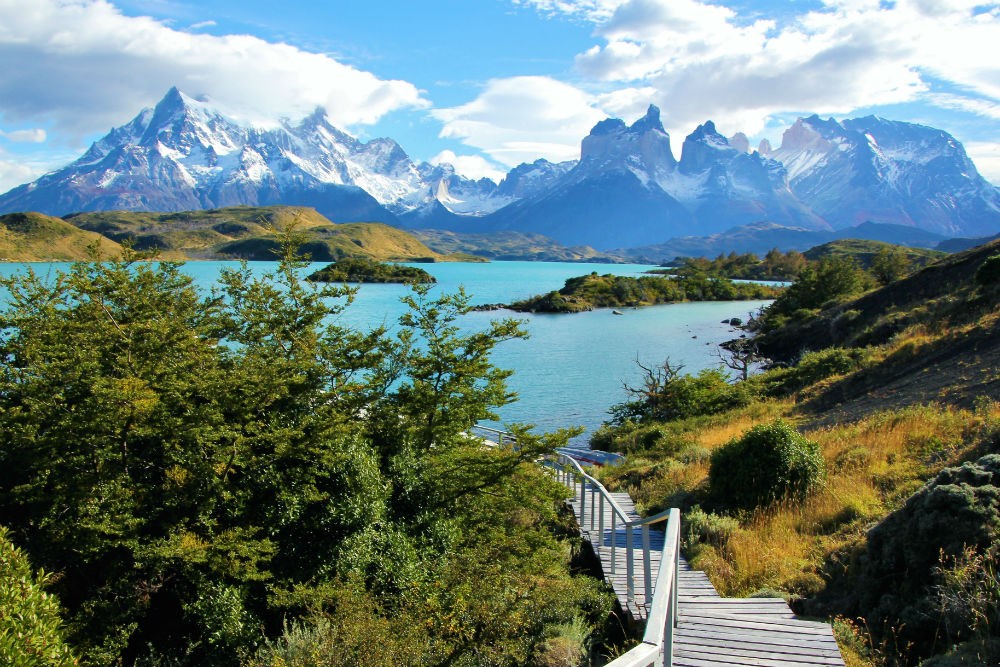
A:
[508, 272, 783, 313]
[307, 257, 436, 283]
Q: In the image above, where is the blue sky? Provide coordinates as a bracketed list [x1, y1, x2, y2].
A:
[1, 0, 999, 191]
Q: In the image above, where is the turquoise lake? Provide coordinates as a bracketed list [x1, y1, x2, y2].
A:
[0, 260, 771, 444]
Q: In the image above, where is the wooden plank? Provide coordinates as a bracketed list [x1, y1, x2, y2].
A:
[559, 473, 845, 666]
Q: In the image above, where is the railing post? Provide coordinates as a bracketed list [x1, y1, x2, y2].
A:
[579, 477, 587, 525]
[626, 524, 634, 602]
[610, 510, 617, 575]
[643, 524, 652, 606]
[598, 492, 605, 551]
[590, 484, 600, 530]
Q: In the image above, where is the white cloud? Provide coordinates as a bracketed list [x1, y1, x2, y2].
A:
[430, 150, 507, 183]
[0, 128, 47, 143]
[432, 76, 607, 166]
[966, 141, 1000, 185]
[523, 0, 997, 141]
[0, 0, 427, 140]
[0, 150, 43, 193]
[511, 0, 625, 21]
[188, 20, 215, 30]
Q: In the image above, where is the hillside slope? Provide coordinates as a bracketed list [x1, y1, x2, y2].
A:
[590, 238, 1000, 667]
[64, 206, 477, 262]
[0, 212, 122, 261]
[757, 239, 1000, 423]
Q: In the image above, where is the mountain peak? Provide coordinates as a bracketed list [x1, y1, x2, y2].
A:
[628, 105, 664, 134]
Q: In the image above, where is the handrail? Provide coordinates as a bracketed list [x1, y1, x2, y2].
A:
[477, 427, 682, 667]
[552, 452, 681, 667]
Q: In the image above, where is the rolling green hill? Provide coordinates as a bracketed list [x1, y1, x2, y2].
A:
[802, 237, 944, 269]
[0, 212, 123, 261]
[62, 206, 481, 262]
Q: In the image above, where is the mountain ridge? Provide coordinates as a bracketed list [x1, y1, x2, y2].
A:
[1, 88, 998, 251]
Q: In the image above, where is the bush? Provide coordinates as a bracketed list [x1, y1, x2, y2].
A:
[0, 527, 78, 667]
[684, 506, 739, 549]
[857, 454, 1000, 661]
[708, 420, 826, 511]
[610, 360, 752, 426]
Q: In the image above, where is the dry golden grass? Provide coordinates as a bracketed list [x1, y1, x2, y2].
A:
[685, 403, 999, 599]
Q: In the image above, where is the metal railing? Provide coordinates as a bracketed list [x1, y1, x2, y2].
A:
[551, 452, 681, 667]
[469, 424, 518, 447]
[469, 427, 681, 666]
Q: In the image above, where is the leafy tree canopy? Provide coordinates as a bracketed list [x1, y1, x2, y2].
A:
[0, 242, 609, 666]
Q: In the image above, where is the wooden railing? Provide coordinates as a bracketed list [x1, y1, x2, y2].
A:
[551, 452, 681, 667]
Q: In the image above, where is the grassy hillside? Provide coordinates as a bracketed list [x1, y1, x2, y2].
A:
[0, 212, 122, 261]
[803, 238, 945, 270]
[62, 206, 481, 262]
[590, 240, 1000, 666]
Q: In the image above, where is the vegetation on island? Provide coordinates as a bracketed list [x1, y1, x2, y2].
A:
[508, 272, 783, 313]
[56, 206, 482, 263]
[656, 240, 944, 284]
[307, 257, 436, 283]
[590, 240, 1000, 666]
[0, 238, 614, 667]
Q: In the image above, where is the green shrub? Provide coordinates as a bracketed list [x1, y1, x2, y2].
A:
[610, 361, 752, 426]
[708, 420, 826, 511]
[0, 527, 78, 667]
[684, 506, 739, 549]
[857, 454, 1000, 661]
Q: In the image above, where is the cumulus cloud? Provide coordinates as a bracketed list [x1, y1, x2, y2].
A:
[0, 0, 427, 140]
[0, 151, 44, 193]
[515, 0, 1000, 144]
[432, 76, 607, 166]
[966, 141, 1000, 185]
[0, 128, 47, 143]
[430, 150, 508, 183]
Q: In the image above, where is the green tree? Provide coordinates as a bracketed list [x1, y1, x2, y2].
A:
[0, 245, 606, 667]
[759, 256, 872, 329]
[870, 246, 912, 286]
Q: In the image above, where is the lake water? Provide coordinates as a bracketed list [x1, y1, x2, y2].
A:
[0, 260, 771, 444]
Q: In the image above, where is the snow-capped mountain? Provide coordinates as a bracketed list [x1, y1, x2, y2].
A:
[0, 87, 502, 220]
[2, 89, 998, 251]
[762, 115, 1000, 237]
[445, 106, 828, 249]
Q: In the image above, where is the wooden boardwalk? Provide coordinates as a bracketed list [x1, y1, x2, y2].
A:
[567, 478, 845, 667]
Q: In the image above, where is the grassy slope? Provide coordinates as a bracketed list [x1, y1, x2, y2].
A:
[0, 212, 123, 261]
[62, 206, 482, 262]
[803, 238, 945, 270]
[594, 240, 1000, 666]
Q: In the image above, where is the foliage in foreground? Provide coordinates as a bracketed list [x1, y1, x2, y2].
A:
[0, 246, 611, 666]
[0, 526, 79, 667]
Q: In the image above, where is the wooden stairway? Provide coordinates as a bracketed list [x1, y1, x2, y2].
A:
[567, 477, 845, 667]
